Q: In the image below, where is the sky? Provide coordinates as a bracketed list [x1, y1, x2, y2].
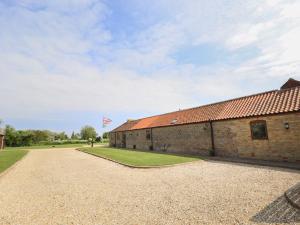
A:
[1, 0, 300, 135]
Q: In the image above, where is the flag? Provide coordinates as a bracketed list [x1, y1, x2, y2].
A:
[102, 117, 112, 128]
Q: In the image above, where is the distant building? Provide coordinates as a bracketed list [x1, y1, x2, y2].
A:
[110, 78, 300, 163]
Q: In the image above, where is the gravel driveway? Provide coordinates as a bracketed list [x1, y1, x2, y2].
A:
[0, 149, 299, 225]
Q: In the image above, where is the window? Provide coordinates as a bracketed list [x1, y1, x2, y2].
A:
[250, 120, 268, 139]
[146, 129, 151, 140]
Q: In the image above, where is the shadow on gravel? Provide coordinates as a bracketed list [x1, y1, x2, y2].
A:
[251, 185, 300, 223]
[204, 158, 300, 173]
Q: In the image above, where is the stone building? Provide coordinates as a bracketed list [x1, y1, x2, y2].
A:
[0, 130, 4, 150]
[109, 79, 300, 162]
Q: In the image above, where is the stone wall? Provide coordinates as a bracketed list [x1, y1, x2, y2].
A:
[109, 112, 300, 162]
[109, 132, 116, 147]
[126, 129, 153, 150]
[152, 123, 212, 155]
[109, 131, 127, 148]
[0, 135, 4, 149]
[213, 112, 300, 162]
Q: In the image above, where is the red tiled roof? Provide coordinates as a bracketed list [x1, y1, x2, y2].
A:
[112, 85, 300, 132]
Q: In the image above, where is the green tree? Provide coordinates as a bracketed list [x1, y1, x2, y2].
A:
[31, 130, 49, 143]
[80, 125, 97, 140]
[71, 131, 76, 139]
[4, 125, 17, 146]
[54, 132, 68, 140]
[75, 133, 81, 139]
[102, 132, 109, 139]
[95, 136, 102, 142]
[17, 130, 34, 146]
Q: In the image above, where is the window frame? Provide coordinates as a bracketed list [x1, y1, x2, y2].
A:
[250, 120, 268, 140]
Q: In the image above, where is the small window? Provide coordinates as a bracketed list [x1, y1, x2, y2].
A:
[250, 120, 268, 140]
[146, 129, 151, 140]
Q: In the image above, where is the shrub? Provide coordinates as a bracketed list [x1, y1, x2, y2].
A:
[38, 140, 88, 145]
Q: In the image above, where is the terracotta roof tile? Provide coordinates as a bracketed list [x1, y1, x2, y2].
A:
[112, 86, 300, 132]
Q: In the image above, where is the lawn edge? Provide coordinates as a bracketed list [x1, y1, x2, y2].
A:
[0, 150, 29, 179]
[76, 148, 201, 169]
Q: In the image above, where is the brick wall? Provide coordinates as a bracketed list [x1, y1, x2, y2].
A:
[109, 112, 300, 162]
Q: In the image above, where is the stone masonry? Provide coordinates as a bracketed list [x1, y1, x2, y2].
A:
[0, 135, 4, 150]
[110, 112, 300, 162]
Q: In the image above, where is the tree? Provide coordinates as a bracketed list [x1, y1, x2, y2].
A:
[4, 125, 17, 146]
[31, 130, 49, 143]
[95, 136, 102, 142]
[102, 132, 109, 139]
[17, 130, 34, 146]
[54, 132, 68, 140]
[80, 125, 97, 140]
[3, 125, 73, 147]
[71, 131, 76, 139]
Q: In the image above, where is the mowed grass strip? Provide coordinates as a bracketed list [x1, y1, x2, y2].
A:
[0, 150, 28, 173]
[5, 144, 88, 151]
[79, 147, 201, 167]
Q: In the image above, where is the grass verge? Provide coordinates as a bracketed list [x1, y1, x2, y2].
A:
[5, 143, 88, 150]
[78, 146, 201, 167]
[0, 150, 28, 174]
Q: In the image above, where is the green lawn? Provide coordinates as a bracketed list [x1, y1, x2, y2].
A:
[5, 143, 88, 151]
[0, 150, 28, 173]
[78, 147, 201, 167]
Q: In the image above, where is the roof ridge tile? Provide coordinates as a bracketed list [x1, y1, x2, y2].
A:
[112, 86, 300, 132]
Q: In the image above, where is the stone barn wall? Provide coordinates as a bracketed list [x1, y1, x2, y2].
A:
[0, 135, 4, 150]
[152, 123, 212, 155]
[125, 129, 153, 150]
[213, 112, 300, 162]
[109, 112, 300, 162]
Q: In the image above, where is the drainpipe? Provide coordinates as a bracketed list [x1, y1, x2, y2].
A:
[114, 132, 117, 147]
[209, 120, 215, 156]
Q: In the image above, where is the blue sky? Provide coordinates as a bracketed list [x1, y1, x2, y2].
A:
[1, 0, 300, 135]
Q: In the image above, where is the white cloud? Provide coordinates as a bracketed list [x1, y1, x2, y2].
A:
[1, 0, 300, 122]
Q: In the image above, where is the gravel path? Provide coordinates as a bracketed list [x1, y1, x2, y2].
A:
[0, 149, 299, 225]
